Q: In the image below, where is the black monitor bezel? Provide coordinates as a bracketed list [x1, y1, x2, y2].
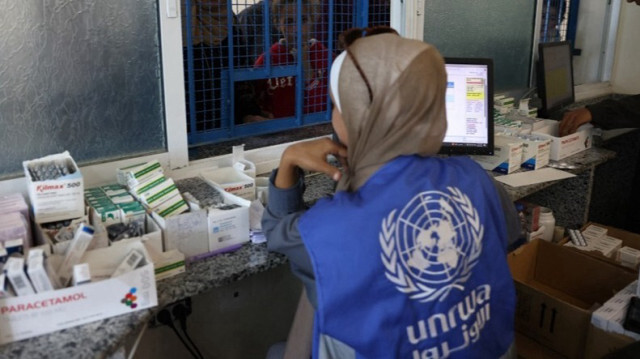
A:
[439, 57, 494, 156]
[537, 41, 575, 119]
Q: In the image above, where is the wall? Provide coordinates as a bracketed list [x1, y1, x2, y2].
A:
[572, 0, 608, 85]
[610, 2, 640, 94]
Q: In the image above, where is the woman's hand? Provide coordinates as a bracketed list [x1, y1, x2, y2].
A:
[275, 138, 348, 189]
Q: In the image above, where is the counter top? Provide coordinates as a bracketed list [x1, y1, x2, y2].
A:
[493, 146, 616, 201]
[0, 146, 614, 358]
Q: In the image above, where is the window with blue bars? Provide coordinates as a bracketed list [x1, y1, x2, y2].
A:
[182, 0, 390, 147]
[539, 0, 579, 46]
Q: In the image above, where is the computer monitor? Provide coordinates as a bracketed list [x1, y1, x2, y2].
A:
[537, 41, 575, 119]
[439, 58, 494, 156]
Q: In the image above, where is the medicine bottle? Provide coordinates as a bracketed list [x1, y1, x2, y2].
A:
[539, 207, 556, 242]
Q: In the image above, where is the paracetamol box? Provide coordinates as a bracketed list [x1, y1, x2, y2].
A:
[0, 241, 157, 345]
[200, 166, 255, 201]
[471, 135, 523, 174]
[23, 151, 84, 223]
[532, 119, 593, 160]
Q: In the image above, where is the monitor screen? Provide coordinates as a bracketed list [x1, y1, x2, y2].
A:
[537, 41, 575, 118]
[439, 58, 494, 156]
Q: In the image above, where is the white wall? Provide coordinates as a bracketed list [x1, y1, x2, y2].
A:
[610, 2, 640, 94]
[572, 0, 609, 85]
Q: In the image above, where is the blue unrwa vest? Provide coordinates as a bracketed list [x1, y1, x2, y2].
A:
[298, 155, 515, 359]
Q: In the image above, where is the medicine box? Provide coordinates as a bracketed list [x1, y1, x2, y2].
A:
[562, 222, 640, 270]
[200, 166, 256, 201]
[471, 135, 523, 174]
[0, 240, 157, 345]
[500, 134, 551, 170]
[23, 151, 84, 223]
[532, 119, 593, 160]
[35, 208, 105, 255]
[152, 184, 250, 259]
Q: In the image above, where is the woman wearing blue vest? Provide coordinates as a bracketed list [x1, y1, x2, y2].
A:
[263, 27, 519, 359]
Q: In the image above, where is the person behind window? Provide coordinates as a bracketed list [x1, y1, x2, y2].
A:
[540, 0, 566, 42]
[182, 0, 261, 130]
[252, 0, 330, 120]
[237, 1, 282, 63]
[262, 27, 519, 359]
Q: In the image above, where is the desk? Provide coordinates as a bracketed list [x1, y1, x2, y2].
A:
[0, 146, 614, 358]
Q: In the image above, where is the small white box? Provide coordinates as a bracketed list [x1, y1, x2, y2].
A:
[23, 151, 84, 224]
[471, 135, 523, 174]
[117, 160, 164, 189]
[153, 185, 250, 259]
[0, 241, 157, 345]
[111, 249, 145, 278]
[532, 120, 593, 160]
[57, 224, 95, 286]
[27, 250, 56, 293]
[520, 137, 551, 170]
[500, 134, 551, 170]
[152, 203, 210, 259]
[5, 257, 36, 296]
[72, 263, 92, 286]
[110, 214, 164, 254]
[206, 187, 250, 254]
[200, 166, 256, 201]
[582, 225, 608, 241]
[617, 246, 640, 268]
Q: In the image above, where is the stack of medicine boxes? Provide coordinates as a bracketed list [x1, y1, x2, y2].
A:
[117, 160, 188, 219]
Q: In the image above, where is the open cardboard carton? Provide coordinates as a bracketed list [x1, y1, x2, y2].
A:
[23, 151, 85, 224]
[508, 239, 636, 358]
[584, 323, 637, 359]
[562, 222, 640, 270]
[152, 181, 250, 260]
[0, 240, 157, 345]
[532, 120, 593, 160]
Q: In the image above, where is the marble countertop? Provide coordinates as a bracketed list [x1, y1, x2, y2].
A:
[0, 146, 614, 358]
[492, 146, 615, 201]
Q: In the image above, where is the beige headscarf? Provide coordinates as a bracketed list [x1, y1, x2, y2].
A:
[334, 33, 448, 191]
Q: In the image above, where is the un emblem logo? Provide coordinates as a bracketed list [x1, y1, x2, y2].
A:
[380, 187, 483, 302]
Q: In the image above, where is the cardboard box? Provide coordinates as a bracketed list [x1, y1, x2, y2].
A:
[0, 241, 157, 345]
[36, 208, 106, 255]
[152, 185, 250, 259]
[563, 222, 640, 270]
[508, 239, 636, 358]
[532, 120, 593, 160]
[206, 188, 250, 254]
[108, 214, 164, 254]
[200, 166, 256, 201]
[584, 324, 637, 359]
[23, 151, 84, 223]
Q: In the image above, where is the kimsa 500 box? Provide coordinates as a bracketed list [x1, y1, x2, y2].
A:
[23, 151, 84, 223]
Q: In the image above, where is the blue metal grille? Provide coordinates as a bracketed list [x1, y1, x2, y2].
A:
[183, 0, 390, 147]
[540, 0, 575, 43]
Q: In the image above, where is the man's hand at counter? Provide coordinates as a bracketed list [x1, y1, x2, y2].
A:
[560, 107, 593, 136]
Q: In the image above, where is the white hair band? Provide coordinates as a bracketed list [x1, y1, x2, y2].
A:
[330, 51, 347, 113]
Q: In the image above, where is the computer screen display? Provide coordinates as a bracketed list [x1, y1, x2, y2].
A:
[440, 58, 494, 156]
[537, 41, 574, 118]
